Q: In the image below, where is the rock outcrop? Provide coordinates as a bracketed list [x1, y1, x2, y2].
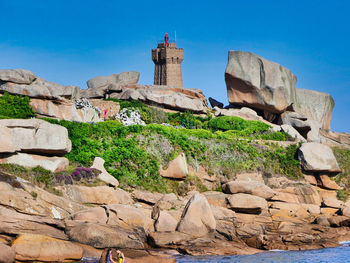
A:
[82, 71, 208, 113]
[227, 193, 268, 214]
[177, 193, 216, 236]
[30, 99, 100, 123]
[12, 234, 83, 262]
[298, 142, 341, 173]
[225, 51, 297, 114]
[0, 69, 101, 123]
[294, 88, 334, 131]
[160, 153, 188, 179]
[0, 243, 15, 263]
[223, 181, 276, 200]
[110, 84, 208, 113]
[0, 119, 71, 172]
[0, 69, 36, 85]
[90, 157, 119, 187]
[0, 70, 79, 101]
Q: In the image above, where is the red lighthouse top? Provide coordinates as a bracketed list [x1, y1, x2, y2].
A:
[164, 33, 169, 47]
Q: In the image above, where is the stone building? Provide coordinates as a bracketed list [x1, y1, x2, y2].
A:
[152, 42, 184, 87]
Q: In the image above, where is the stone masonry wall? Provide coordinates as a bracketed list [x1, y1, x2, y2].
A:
[152, 43, 184, 87]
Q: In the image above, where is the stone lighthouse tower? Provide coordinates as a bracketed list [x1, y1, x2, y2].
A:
[152, 34, 184, 87]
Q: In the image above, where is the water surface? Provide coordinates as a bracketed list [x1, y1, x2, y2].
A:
[82, 243, 350, 263]
[175, 244, 350, 263]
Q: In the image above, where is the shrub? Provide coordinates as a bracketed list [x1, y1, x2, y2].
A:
[333, 147, 350, 200]
[254, 131, 288, 141]
[208, 116, 270, 136]
[167, 111, 211, 129]
[0, 92, 35, 119]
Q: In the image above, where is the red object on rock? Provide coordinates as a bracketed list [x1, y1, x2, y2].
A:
[164, 33, 169, 47]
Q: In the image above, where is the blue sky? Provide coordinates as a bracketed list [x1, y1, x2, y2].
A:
[1, 0, 349, 132]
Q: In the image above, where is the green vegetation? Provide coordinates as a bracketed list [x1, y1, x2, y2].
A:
[0, 92, 36, 119]
[0, 163, 105, 195]
[208, 116, 270, 135]
[44, 117, 302, 194]
[334, 147, 350, 200]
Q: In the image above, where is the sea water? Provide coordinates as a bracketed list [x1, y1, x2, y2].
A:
[175, 243, 350, 263]
[81, 242, 350, 263]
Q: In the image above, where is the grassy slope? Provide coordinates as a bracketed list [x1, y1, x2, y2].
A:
[43, 117, 302, 194]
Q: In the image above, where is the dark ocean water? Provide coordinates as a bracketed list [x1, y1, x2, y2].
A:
[82, 242, 350, 263]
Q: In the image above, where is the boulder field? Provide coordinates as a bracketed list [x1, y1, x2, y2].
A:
[0, 118, 349, 262]
[1, 167, 350, 262]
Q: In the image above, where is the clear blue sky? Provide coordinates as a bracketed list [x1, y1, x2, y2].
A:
[1, 1, 349, 132]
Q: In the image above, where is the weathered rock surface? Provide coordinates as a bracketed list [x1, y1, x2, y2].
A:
[317, 174, 341, 190]
[0, 153, 69, 172]
[0, 76, 80, 101]
[0, 180, 85, 219]
[177, 193, 216, 236]
[155, 211, 178, 232]
[0, 243, 15, 263]
[213, 106, 266, 123]
[148, 232, 194, 247]
[71, 207, 108, 224]
[227, 193, 268, 214]
[0, 126, 19, 153]
[271, 185, 321, 206]
[82, 71, 140, 98]
[110, 84, 208, 113]
[281, 124, 306, 142]
[132, 189, 163, 205]
[0, 119, 71, 155]
[298, 142, 341, 173]
[269, 202, 310, 219]
[320, 130, 350, 149]
[203, 191, 229, 207]
[294, 88, 334, 131]
[208, 97, 224, 108]
[65, 221, 146, 249]
[235, 172, 265, 183]
[0, 207, 67, 240]
[223, 181, 276, 200]
[106, 204, 154, 232]
[91, 157, 119, 187]
[30, 98, 101, 123]
[12, 234, 83, 262]
[160, 153, 188, 179]
[0, 69, 36, 84]
[280, 111, 311, 139]
[59, 185, 133, 205]
[225, 51, 297, 113]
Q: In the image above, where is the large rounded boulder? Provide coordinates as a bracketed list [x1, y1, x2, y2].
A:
[225, 51, 297, 114]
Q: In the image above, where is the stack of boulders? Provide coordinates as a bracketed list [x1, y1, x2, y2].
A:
[81, 71, 209, 114]
[0, 119, 71, 172]
[0, 69, 101, 122]
[224, 51, 337, 143]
